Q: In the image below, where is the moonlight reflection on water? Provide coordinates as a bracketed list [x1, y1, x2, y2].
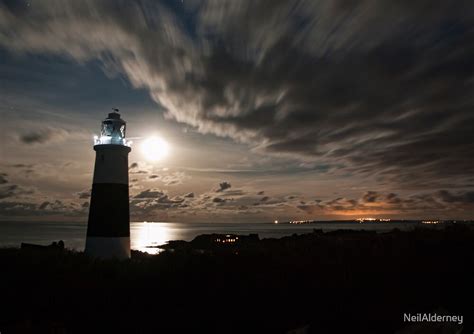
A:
[131, 222, 177, 254]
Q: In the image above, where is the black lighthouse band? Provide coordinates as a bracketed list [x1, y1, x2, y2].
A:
[87, 183, 130, 238]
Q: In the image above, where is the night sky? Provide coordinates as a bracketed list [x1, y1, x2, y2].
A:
[1, 0, 473, 222]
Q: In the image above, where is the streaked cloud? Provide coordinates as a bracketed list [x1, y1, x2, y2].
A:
[0, 0, 473, 221]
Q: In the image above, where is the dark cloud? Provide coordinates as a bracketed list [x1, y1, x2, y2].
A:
[213, 197, 226, 203]
[148, 175, 160, 179]
[39, 201, 49, 210]
[133, 189, 184, 213]
[218, 189, 245, 197]
[385, 193, 402, 205]
[19, 127, 69, 145]
[184, 192, 195, 198]
[129, 162, 151, 174]
[1, 199, 87, 217]
[435, 190, 474, 204]
[77, 189, 91, 199]
[130, 189, 186, 218]
[0, 174, 7, 184]
[37, 200, 72, 212]
[132, 170, 148, 174]
[362, 191, 379, 203]
[216, 181, 232, 192]
[322, 197, 358, 212]
[157, 195, 184, 205]
[0, 201, 38, 216]
[161, 172, 186, 186]
[0, 184, 34, 199]
[10, 164, 34, 168]
[134, 189, 165, 199]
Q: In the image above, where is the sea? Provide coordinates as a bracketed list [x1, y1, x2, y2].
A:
[0, 220, 452, 254]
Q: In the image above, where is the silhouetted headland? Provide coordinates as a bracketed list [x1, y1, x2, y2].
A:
[1, 224, 473, 333]
[20, 240, 65, 251]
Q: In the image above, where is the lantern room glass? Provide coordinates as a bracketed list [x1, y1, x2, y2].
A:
[94, 112, 131, 146]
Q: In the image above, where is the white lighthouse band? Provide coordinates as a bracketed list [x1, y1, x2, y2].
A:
[85, 110, 132, 259]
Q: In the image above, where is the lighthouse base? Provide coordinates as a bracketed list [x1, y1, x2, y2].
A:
[85, 237, 131, 260]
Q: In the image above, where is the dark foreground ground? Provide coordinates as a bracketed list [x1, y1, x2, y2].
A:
[1, 225, 473, 334]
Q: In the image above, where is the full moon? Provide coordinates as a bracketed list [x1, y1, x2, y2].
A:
[141, 136, 170, 161]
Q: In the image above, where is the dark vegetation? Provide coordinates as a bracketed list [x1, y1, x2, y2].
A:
[1, 225, 473, 333]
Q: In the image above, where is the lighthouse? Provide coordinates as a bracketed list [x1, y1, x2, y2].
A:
[85, 109, 132, 259]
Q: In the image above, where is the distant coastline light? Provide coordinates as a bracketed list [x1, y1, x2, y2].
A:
[357, 217, 377, 223]
[422, 220, 440, 224]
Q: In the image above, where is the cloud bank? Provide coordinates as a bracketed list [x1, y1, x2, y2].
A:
[1, 0, 473, 192]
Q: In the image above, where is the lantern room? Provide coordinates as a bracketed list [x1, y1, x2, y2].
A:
[94, 109, 131, 146]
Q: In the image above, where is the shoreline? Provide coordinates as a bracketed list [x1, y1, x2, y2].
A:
[1, 224, 473, 333]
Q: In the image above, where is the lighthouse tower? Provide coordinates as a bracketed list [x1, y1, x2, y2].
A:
[85, 109, 132, 259]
